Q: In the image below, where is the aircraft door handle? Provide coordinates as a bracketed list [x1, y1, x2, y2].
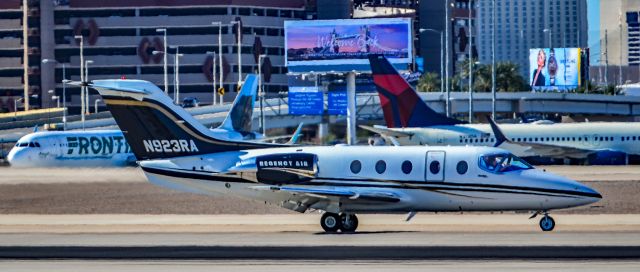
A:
[478, 174, 488, 178]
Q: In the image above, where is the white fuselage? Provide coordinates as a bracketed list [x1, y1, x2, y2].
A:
[389, 122, 640, 158]
[7, 130, 134, 167]
[138, 145, 600, 213]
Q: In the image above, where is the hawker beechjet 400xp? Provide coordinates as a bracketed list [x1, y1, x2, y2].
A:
[79, 78, 601, 233]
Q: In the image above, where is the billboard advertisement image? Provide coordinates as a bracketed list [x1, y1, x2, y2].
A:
[529, 48, 581, 91]
[285, 18, 412, 72]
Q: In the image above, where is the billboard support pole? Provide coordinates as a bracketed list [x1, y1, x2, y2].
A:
[347, 71, 356, 145]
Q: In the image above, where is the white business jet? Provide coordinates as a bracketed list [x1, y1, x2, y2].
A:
[80, 78, 601, 232]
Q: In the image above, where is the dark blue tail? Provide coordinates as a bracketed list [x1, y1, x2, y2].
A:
[368, 54, 464, 128]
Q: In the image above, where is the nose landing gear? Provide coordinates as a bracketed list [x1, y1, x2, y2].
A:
[531, 211, 555, 231]
[320, 212, 359, 233]
[539, 214, 555, 231]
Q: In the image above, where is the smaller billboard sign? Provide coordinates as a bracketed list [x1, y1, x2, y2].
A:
[529, 48, 581, 91]
[327, 91, 348, 115]
[288, 86, 324, 115]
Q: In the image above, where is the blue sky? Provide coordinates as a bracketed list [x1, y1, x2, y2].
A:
[588, 0, 601, 64]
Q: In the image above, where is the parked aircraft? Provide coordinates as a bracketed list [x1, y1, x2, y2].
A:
[83, 77, 601, 232]
[7, 74, 296, 167]
[363, 55, 640, 163]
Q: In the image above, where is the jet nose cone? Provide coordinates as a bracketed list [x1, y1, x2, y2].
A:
[577, 183, 602, 204]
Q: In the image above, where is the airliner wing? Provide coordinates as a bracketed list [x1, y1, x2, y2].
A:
[359, 125, 413, 138]
[487, 116, 595, 159]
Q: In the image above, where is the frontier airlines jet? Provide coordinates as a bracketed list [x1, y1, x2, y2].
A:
[361, 55, 640, 163]
[79, 77, 600, 232]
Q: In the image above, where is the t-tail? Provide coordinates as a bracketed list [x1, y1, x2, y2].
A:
[85, 79, 281, 160]
[218, 74, 258, 134]
[367, 54, 464, 128]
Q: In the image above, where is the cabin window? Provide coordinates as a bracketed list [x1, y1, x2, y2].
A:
[456, 161, 468, 175]
[578, 137, 582, 141]
[429, 161, 440, 175]
[634, 136, 637, 141]
[375, 160, 386, 174]
[350, 160, 362, 174]
[401, 160, 412, 174]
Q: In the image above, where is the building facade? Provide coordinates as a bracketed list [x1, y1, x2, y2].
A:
[0, 0, 350, 113]
[476, 0, 587, 77]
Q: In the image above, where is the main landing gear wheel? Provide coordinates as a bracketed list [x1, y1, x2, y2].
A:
[539, 215, 555, 231]
[340, 213, 359, 233]
[320, 212, 341, 232]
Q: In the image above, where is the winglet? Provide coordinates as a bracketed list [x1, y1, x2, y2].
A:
[286, 122, 304, 145]
[486, 115, 509, 147]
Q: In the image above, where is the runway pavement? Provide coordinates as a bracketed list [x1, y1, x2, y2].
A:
[0, 214, 639, 260]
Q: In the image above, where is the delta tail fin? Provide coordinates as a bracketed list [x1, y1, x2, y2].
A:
[218, 74, 258, 133]
[81, 79, 281, 160]
[367, 54, 464, 128]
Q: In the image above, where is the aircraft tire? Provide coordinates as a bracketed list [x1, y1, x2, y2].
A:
[340, 213, 359, 233]
[539, 215, 555, 231]
[321, 212, 341, 233]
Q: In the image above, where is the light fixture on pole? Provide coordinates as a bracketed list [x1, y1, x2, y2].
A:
[156, 28, 168, 95]
[41, 59, 66, 130]
[419, 28, 444, 92]
[51, 95, 60, 108]
[74, 35, 85, 129]
[84, 60, 93, 115]
[212, 21, 224, 105]
[14, 97, 23, 119]
[206, 51, 217, 105]
[258, 54, 267, 135]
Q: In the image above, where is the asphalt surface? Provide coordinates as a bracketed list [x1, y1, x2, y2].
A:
[2, 260, 640, 272]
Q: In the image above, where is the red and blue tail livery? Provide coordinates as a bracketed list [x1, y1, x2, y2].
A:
[368, 54, 464, 128]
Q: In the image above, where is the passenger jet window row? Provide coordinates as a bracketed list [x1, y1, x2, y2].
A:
[460, 135, 640, 144]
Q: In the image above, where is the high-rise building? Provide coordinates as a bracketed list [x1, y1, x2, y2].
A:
[476, 0, 588, 77]
[0, 0, 354, 113]
[418, 0, 477, 79]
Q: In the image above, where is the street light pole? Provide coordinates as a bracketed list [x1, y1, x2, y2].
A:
[212, 22, 224, 105]
[445, 0, 451, 117]
[258, 54, 267, 135]
[14, 98, 23, 119]
[172, 47, 183, 104]
[468, 3, 473, 123]
[84, 60, 93, 115]
[231, 20, 242, 89]
[206, 51, 217, 105]
[94, 99, 101, 114]
[491, 0, 496, 119]
[75, 35, 85, 129]
[156, 28, 168, 95]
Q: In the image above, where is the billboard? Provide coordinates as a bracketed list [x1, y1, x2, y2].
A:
[529, 48, 581, 91]
[285, 18, 412, 73]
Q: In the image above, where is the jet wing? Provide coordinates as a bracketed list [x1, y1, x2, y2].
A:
[359, 125, 413, 138]
[250, 185, 402, 203]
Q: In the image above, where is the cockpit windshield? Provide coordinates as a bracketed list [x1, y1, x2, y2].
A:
[15, 142, 39, 148]
[479, 153, 534, 173]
